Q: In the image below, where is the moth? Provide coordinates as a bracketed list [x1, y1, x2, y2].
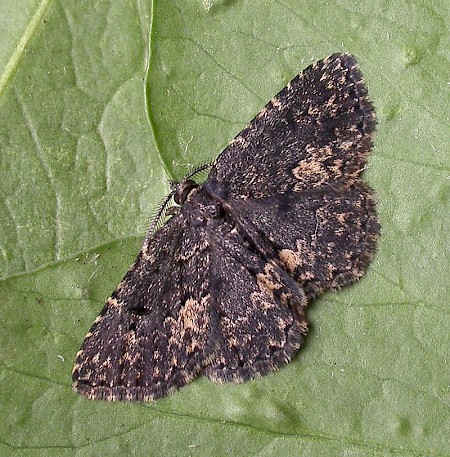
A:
[73, 53, 380, 401]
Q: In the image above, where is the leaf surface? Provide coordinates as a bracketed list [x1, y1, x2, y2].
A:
[0, 1, 449, 455]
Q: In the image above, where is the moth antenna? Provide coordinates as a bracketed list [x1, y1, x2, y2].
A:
[184, 161, 213, 182]
[146, 191, 175, 237]
[145, 163, 212, 237]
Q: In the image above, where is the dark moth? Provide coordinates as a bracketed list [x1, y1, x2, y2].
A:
[73, 53, 380, 401]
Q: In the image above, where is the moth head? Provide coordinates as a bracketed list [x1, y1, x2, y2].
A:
[173, 179, 198, 205]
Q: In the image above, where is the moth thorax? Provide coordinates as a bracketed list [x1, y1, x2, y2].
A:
[174, 179, 198, 205]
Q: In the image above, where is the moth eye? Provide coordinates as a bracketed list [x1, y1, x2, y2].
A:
[174, 179, 198, 205]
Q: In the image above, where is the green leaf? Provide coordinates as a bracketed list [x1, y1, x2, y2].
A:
[1, 1, 449, 456]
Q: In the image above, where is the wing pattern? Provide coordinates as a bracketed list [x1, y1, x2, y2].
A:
[73, 53, 379, 401]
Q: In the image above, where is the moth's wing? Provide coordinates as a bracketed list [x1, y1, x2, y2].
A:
[209, 53, 375, 198]
[225, 182, 380, 299]
[204, 220, 308, 382]
[72, 212, 216, 401]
